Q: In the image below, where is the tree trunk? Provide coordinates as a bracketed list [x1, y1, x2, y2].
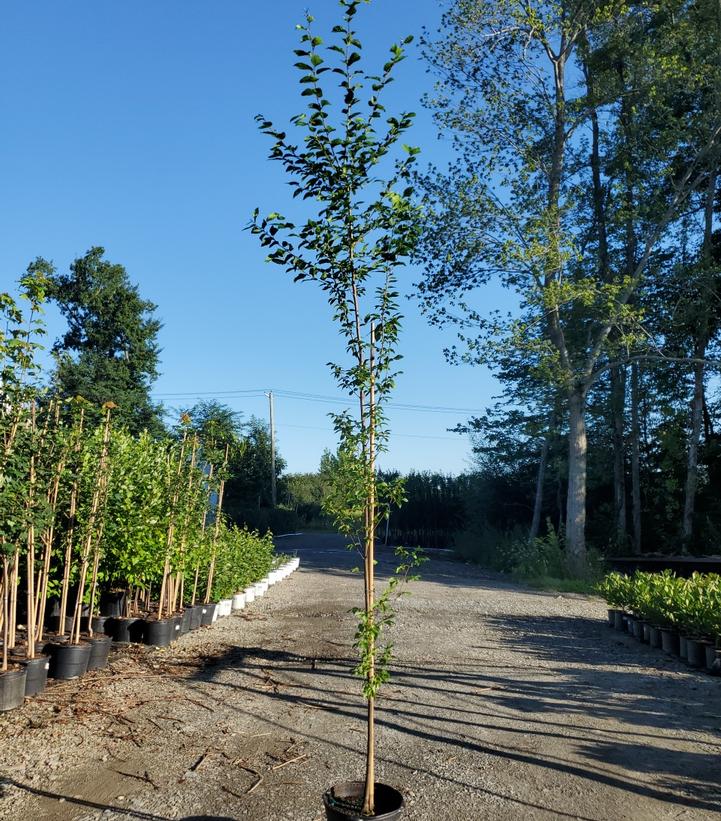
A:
[682, 344, 706, 548]
[565, 389, 587, 572]
[630, 363, 642, 554]
[529, 436, 549, 542]
[610, 365, 627, 547]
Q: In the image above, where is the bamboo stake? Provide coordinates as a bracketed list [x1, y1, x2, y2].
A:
[191, 464, 214, 606]
[70, 406, 112, 645]
[26, 402, 37, 660]
[8, 548, 19, 650]
[158, 435, 187, 620]
[204, 445, 229, 605]
[173, 438, 198, 613]
[58, 408, 85, 638]
[2, 555, 9, 672]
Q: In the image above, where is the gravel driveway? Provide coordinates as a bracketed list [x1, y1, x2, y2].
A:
[0, 533, 719, 821]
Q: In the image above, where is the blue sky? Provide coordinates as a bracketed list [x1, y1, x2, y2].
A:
[0, 0, 504, 474]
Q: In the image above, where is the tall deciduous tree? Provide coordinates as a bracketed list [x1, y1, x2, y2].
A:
[50, 247, 163, 434]
[416, 0, 721, 569]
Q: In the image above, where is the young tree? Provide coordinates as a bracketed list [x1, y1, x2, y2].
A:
[50, 246, 163, 434]
[251, 2, 421, 813]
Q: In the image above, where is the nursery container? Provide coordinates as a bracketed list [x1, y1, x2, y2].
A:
[99, 591, 126, 617]
[0, 668, 27, 712]
[111, 617, 145, 644]
[706, 645, 720, 673]
[613, 611, 625, 631]
[87, 635, 112, 671]
[91, 615, 113, 637]
[170, 615, 183, 640]
[245, 588, 256, 604]
[144, 619, 173, 648]
[219, 599, 233, 617]
[686, 639, 708, 669]
[231, 593, 246, 611]
[632, 620, 644, 642]
[180, 608, 192, 635]
[648, 626, 662, 649]
[188, 605, 203, 631]
[47, 641, 91, 680]
[607, 609, 620, 627]
[660, 628, 680, 655]
[22, 655, 50, 696]
[679, 636, 688, 661]
[323, 781, 404, 821]
[200, 603, 218, 626]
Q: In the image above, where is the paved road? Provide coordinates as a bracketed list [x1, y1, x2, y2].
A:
[1, 533, 719, 820]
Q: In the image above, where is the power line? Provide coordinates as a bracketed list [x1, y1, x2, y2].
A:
[153, 386, 485, 416]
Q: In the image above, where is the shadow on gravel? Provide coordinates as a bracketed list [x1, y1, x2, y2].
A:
[0, 777, 174, 819]
[186, 643, 721, 817]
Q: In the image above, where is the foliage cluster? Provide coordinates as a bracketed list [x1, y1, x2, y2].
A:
[597, 570, 721, 640]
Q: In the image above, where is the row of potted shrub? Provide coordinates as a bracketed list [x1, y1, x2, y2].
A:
[0, 556, 300, 712]
[597, 570, 721, 673]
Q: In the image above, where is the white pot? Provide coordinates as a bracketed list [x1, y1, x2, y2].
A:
[219, 599, 233, 617]
[232, 592, 246, 610]
[245, 587, 256, 603]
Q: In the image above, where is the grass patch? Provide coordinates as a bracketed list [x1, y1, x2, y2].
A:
[514, 573, 600, 595]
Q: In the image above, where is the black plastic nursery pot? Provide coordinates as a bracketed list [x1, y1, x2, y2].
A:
[632, 619, 644, 642]
[188, 605, 203, 631]
[613, 611, 625, 631]
[607, 609, 621, 627]
[110, 617, 146, 644]
[180, 608, 192, 635]
[200, 603, 218, 627]
[679, 636, 688, 661]
[322, 782, 404, 821]
[99, 590, 127, 617]
[144, 619, 173, 648]
[91, 615, 113, 637]
[87, 635, 112, 671]
[686, 639, 708, 669]
[22, 655, 50, 696]
[0, 667, 27, 712]
[705, 644, 720, 672]
[660, 628, 680, 655]
[642, 622, 651, 643]
[170, 614, 183, 641]
[648, 626, 662, 649]
[47, 641, 91, 680]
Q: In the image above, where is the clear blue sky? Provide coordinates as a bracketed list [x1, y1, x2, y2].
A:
[0, 0, 503, 474]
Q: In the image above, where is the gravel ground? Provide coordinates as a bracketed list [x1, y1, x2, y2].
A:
[0, 533, 719, 821]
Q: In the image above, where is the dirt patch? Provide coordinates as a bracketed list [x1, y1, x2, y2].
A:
[0, 535, 719, 820]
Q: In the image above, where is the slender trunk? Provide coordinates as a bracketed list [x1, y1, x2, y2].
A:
[8, 548, 19, 649]
[630, 363, 642, 554]
[682, 344, 706, 548]
[610, 365, 627, 546]
[362, 323, 376, 817]
[565, 389, 588, 573]
[529, 436, 549, 542]
[205, 447, 229, 605]
[2, 556, 8, 672]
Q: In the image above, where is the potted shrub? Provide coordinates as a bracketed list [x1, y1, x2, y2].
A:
[252, 3, 423, 815]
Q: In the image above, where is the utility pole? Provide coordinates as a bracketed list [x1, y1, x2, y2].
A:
[267, 390, 277, 507]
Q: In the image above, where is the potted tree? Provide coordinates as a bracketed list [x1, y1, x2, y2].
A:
[252, 2, 422, 816]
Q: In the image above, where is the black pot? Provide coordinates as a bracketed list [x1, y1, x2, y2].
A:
[607, 608, 621, 627]
[200, 603, 218, 627]
[625, 616, 636, 635]
[110, 617, 146, 643]
[642, 622, 651, 643]
[87, 635, 112, 670]
[632, 619, 644, 642]
[660, 628, 680, 655]
[708, 646, 721, 675]
[679, 635, 688, 661]
[686, 639, 708, 669]
[648, 625, 662, 649]
[613, 611, 625, 631]
[22, 655, 50, 696]
[323, 782, 404, 821]
[144, 619, 172, 648]
[91, 616, 113, 637]
[0, 668, 27, 712]
[47, 642, 91, 680]
[189, 605, 203, 631]
[170, 614, 182, 641]
[99, 590, 127, 618]
[180, 608, 192, 635]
